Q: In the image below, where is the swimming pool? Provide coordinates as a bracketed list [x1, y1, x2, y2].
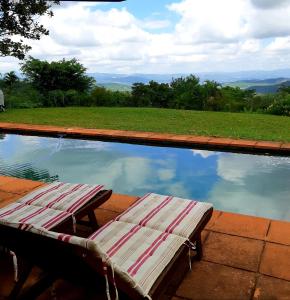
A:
[0, 133, 290, 221]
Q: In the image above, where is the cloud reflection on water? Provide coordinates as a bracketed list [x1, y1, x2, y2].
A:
[1, 134, 290, 221]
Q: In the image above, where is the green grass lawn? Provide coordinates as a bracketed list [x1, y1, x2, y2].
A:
[0, 107, 290, 142]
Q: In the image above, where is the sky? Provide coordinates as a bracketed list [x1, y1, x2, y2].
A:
[1, 0, 290, 74]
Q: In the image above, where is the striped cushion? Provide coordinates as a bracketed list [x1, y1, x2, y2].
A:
[23, 224, 101, 253]
[89, 220, 186, 297]
[0, 202, 72, 230]
[18, 182, 104, 213]
[116, 193, 212, 239]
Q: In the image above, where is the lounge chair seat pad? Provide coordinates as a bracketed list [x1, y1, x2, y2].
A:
[90, 220, 186, 296]
[17, 182, 104, 213]
[116, 193, 212, 238]
[0, 202, 72, 230]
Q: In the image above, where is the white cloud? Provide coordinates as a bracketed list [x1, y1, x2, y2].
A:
[208, 153, 290, 220]
[250, 0, 290, 9]
[217, 153, 290, 184]
[157, 168, 175, 181]
[142, 19, 171, 30]
[191, 150, 218, 159]
[1, 0, 290, 74]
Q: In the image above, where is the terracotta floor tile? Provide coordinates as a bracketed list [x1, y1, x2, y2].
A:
[267, 220, 290, 246]
[201, 229, 210, 244]
[176, 261, 256, 300]
[205, 210, 222, 229]
[279, 143, 290, 151]
[210, 212, 270, 240]
[204, 232, 264, 271]
[260, 243, 290, 281]
[0, 175, 20, 186]
[169, 135, 193, 142]
[147, 133, 176, 142]
[229, 139, 257, 148]
[0, 178, 44, 194]
[186, 136, 211, 144]
[99, 193, 138, 213]
[94, 208, 120, 227]
[255, 141, 282, 150]
[118, 131, 154, 138]
[66, 128, 105, 136]
[0, 191, 22, 208]
[207, 138, 234, 146]
[253, 275, 290, 300]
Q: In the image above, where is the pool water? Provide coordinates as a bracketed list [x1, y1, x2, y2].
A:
[0, 133, 290, 221]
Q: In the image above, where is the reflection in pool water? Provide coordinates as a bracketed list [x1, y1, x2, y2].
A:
[0, 134, 290, 221]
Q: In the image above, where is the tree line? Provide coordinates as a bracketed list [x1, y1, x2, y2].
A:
[1, 57, 290, 116]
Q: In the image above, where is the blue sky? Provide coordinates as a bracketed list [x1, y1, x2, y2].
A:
[1, 0, 290, 74]
[103, 0, 173, 18]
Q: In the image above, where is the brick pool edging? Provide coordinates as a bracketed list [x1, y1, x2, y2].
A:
[0, 122, 290, 155]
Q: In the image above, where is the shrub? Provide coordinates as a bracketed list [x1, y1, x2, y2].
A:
[266, 94, 290, 116]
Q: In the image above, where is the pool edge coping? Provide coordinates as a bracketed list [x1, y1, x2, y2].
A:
[0, 122, 289, 155]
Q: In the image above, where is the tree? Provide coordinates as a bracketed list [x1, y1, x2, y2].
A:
[0, 0, 59, 59]
[21, 57, 95, 106]
[201, 80, 222, 111]
[148, 81, 172, 108]
[21, 57, 95, 93]
[131, 83, 152, 107]
[171, 75, 203, 110]
[90, 86, 111, 106]
[3, 71, 19, 88]
[278, 84, 290, 94]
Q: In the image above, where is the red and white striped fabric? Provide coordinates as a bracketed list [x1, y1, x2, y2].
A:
[86, 193, 212, 297]
[18, 182, 104, 214]
[115, 193, 212, 238]
[0, 190, 212, 299]
[0, 202, 72, 230]
[89, 220, 186, 297]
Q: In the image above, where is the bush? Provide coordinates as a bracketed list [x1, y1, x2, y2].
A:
[266, 94, 290, 116]
[4, 82, 42, 108]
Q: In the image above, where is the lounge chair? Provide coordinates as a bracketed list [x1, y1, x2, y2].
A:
[0, 181, 112, 232]
[0, 181, 112, 298]
[0, 193, 213, 300]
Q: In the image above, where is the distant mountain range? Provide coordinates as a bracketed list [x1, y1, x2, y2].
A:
[246, 80, 290, 94]
[89, 69, 290, 85]
[89, 69, 290, 93]
[224, 77, 290, 92]
[97, 82, 131, 92]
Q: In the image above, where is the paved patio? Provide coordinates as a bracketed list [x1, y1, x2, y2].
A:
[0, 175, 289, 300]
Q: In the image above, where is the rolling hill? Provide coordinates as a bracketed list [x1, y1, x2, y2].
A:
[246, 80, 290, 94]
[97, 83, 131, 92]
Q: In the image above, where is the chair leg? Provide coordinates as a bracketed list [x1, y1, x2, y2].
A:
[8, 260, 33, 300]
[195, 233, 203, 261]
[88, 211, 99, 232]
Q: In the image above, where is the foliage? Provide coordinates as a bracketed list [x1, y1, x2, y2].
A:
[3, 71, 19, 87]
[171, 75, 203, 110]
[0, 0, 59, 59]
[21, 57, 95, 93]
[2, 81, 42, 108]
[2, 59, 290, 117]
[266, 94, 290, 116]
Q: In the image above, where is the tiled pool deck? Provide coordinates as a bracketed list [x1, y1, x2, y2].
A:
[0, 176, 289, 300]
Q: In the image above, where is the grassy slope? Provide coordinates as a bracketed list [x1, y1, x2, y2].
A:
[0, 107, 290, 142]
